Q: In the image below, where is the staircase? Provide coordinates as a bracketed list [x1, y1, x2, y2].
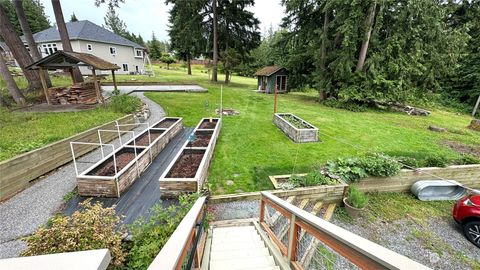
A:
[209, 226, 280, 270]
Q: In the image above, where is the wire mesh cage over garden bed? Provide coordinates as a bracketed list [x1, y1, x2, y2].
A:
[75, 117, 183, 197]
[159, 118, 221, 198]
[273, 113, 318, 143]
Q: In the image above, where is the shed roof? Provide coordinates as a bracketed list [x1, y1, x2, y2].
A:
[254, 66, 285, 76]
[23, 20, 144, 49]
[27, 50, 120, 70]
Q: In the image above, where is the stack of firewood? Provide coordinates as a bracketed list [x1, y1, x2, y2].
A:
[48, 82, 98, 105]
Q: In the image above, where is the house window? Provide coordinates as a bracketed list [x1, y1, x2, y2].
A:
[122, 64, 128, 72]
[42, 43, 58, 55]
[110, 47, 116, 55]
[135, 49, 143, 58]
[87, 44, 93, 51]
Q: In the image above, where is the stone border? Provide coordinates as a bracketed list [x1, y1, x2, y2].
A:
[0, 115, 135, 202]
[159, 118, 221, 198]
[76, 117, 183, 197]
[273, 113, 318, 143]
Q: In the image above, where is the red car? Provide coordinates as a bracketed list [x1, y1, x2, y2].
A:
[453, 194, 480, 248]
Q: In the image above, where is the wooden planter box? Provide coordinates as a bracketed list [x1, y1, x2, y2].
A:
[77, 117, 183, 198]
[126, 117, 183, 157]
[159, 118, 221, 198]
[268, 174, 348, 202]
[77, 146, 150, 197]
[273, 113, 318, 143]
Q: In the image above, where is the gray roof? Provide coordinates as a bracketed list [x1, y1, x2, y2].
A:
[28, 20, 144, 49]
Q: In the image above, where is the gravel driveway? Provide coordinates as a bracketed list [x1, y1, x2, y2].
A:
[331, 213, 480, 269]
[0, 92, 165, 259]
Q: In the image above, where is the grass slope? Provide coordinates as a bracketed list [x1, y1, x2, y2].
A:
[0, 107, 122, 161]
[142, 67, 480, 194]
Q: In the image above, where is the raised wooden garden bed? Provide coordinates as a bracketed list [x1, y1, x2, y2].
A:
[268, 174, 348, 202]
[127, 117, 183, 157]
[77, 146, 150, 197]
[273, 113, 318, 143]
[159, 118, 221, 198]
[77, 117, 183, 197]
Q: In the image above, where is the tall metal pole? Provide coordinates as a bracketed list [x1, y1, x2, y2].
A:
[220, 84, 223, 119]
[473, 94, 480, 117]
[274, 85, 278, 114]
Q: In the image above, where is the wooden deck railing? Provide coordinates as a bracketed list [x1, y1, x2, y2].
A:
[148, 196, 207, 270]
[259, 191, 431, 270]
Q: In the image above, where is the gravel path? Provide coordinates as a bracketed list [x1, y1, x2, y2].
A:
[209, 200, 260, 221]
[0, 92, 165, 259]
[331, 215, 480, 269]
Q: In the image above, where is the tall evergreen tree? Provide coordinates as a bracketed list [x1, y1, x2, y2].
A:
[0, 1, 42, 90]
[147, 32, 162, 60]
[51, 0, 83, 83]
[103, 2, 127, 36]
[1, 0, 50, 37]
[167, 0, 207, 75]
[70, 12, 78, 22]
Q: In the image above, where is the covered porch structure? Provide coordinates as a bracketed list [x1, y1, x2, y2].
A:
[26, 50, 120, 105]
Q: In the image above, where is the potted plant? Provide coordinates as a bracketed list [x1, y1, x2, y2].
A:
[343, 185, 368, 218]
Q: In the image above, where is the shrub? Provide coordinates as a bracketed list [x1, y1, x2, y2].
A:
[326, 154, 401, 182]
[22, 200, 126, 268]
[347, 185, 368, 209]
[424, 154, 451, 167]
[126, 194, 201, 269]
[109, 94, 142, 114]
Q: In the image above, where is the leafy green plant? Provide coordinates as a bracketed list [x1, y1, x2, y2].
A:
[424, 154, 451, 167]
[126, 193, 201, 269]
[109, 95, 142, 114]
[62, 188, 77, 203]
[22, 200, 126, 268]
[282, 114, 310, 129]
[347, 185, 368, 209]
[456, 154, 480, 165]
[287, 170, 336, 188]
[326, 154, 401, 183]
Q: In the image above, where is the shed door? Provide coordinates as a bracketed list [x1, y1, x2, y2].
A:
[276, 75, 287, 91]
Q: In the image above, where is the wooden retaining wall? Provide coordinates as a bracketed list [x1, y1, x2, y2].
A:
[0, 115, 135, 201]
[357, 165, 480, 193]
[273, 113, 318, 143]
[210, 165, 480, 204]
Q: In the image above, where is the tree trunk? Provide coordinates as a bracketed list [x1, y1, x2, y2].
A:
[0, 3, 42, 91]
[355, 0, 377, 72]
[319, 11, 329, 101]
[51, 0, 83, 83]
[211, 0, 218, 82]
[187, 54, 192, 75]
[0, 54, 25, 106]
[13, 0, 52, 88]
[224, 69, 230, 84]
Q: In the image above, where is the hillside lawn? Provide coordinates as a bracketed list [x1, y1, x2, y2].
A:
[136, 66, 480, 194]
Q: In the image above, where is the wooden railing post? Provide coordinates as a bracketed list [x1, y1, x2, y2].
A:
[259, 199, 265, 222]
[287, 214, 299, 262]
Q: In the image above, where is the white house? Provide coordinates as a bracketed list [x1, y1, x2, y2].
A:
[23, 20, 145, 75]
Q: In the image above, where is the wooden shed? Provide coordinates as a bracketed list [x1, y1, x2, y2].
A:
[254, 66, 288, 94]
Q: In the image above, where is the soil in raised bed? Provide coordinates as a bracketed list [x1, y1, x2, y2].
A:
[199, 119, 218, 129]
[153, 118, 178, 128]
[166, 151, 205, 178]
[129, 130, 164, 146]
[189, 132, 212, 147]
[88, 148, 144, 176]
[281, 114, 312, 129]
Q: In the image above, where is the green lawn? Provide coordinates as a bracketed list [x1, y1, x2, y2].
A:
[0, 107, 123, 161]
[141, 67, 480, 194]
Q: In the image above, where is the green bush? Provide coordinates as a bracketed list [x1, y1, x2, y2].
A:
[22, 200, 127, 268]
[347, 185, 368, 209]
[322, 99, 368, 112]
[456, 154, 480, 165]
[126, 194, 200, 269]
[424, 154, 451, 167]
[109, 95, 142, 114]
[326, 154, 401, 183]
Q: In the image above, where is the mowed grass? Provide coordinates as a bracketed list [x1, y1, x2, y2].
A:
[142, 67, 480, 194]
[0, 108, 123, 162]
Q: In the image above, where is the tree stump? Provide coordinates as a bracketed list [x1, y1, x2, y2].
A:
[468, 119, 480, 131]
